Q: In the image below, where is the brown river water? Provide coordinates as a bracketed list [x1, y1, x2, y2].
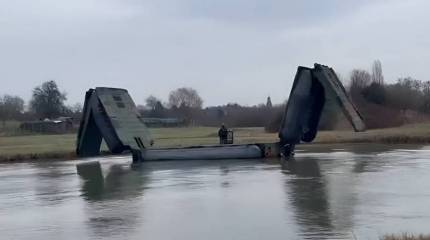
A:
[1, 144, 430, 239]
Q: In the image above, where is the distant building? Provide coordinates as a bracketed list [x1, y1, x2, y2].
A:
[142, 118, 185, 128]
[20, 117, 75, 134]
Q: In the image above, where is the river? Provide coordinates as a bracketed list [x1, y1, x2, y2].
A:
[1, 144, 430, 239]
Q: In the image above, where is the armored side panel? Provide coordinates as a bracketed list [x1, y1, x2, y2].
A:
[279, 64, 365, 147]
[312, 64, 366, 132]
[279, 67, 325, 144]
[95, 87, 152, 150]
[76, 88, 152, 157]
[279, 67, 312, 144]
[76, 89, 104, 157]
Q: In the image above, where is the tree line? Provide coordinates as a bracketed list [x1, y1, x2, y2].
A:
[1, 60, 429, 133]
[140, 90, 282, 128]
[348, 60, 430, 128]
[0, 81, 82, 127]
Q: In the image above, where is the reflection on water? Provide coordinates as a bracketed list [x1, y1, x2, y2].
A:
[78, 162, 147, 239]
[282, 158, 335, 239]
[79, 163, 145, 201]
[1, 144, 430, 239]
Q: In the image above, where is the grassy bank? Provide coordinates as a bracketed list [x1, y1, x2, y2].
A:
[0, 127, 276, 162]
[315, 123, 430, 144]
[382, 233, 430, 240]
[1, 123, 430, 162]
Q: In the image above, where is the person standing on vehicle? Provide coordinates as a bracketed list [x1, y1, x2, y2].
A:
[218, 124, 228, 144]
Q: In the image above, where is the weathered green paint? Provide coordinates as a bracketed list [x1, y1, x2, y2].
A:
[279, 64, 365, 149]
[313, 64, 366, 132]
[95, 87, 152, 150]
[76, 87, 152, 157]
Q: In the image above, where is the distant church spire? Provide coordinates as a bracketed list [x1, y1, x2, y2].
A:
[266, 96, 272, 108]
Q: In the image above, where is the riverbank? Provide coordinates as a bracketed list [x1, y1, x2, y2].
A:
[382, 234, 430, 240]
[1, 123, 430, 162]
[315, 123, 430, 144]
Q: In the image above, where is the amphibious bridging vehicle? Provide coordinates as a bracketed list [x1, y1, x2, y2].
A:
[76, 64, 365, 163]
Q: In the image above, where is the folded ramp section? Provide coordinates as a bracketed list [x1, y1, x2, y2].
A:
[279, 67, 324, 145]
[76, 87, 263, 161]
[76, 87, 152, 157]
[313, 64, 366, 132]
[279, 64, 365, 151]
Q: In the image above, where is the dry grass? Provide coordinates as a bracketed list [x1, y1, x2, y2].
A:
[1, 123, 430, 162]
[0, 120, 24, 136]
[381, 233, 430, 240]
[0, 127, 277, 161]
[315, 123, 430, 144]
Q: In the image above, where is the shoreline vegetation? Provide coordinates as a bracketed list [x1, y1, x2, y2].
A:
[381, 233, 430, 240]
[1, 123, 430, 163]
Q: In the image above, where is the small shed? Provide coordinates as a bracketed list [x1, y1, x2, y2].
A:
[20, 118, 74, 134]
[142, 118, 185, 128]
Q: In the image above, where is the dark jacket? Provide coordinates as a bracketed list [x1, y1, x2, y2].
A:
[218, 126, 228, 139]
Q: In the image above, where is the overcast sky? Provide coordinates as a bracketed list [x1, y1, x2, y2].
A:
[1, 0, 429, 107]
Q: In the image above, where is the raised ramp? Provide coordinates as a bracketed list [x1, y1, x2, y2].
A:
[279, 63, 365, 147]
[76, 88, 265, 161]
[76, 87, 153, 157]
[313, 64, 365, 132]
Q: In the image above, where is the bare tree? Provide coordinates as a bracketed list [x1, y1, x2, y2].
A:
[30, 80, 67, 119]
[371, 60, 384, 85]
[350, 69, 371, 89]
[386, 77, 421, 112]
[349, 69, 371, 102]
[421, 81, 430, 113]
[58, 102, 83, 122]
[70, 103, 83, 114]
[0, 95, 24, 127]
[145, 95, 161, 110]
[168, 87, 203, 109]
[423, 81, 430, 96]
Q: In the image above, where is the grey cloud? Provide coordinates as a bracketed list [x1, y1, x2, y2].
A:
[0, 0, 428, 107]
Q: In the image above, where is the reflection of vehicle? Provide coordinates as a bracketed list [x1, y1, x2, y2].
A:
[76, 64, 365, 163]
